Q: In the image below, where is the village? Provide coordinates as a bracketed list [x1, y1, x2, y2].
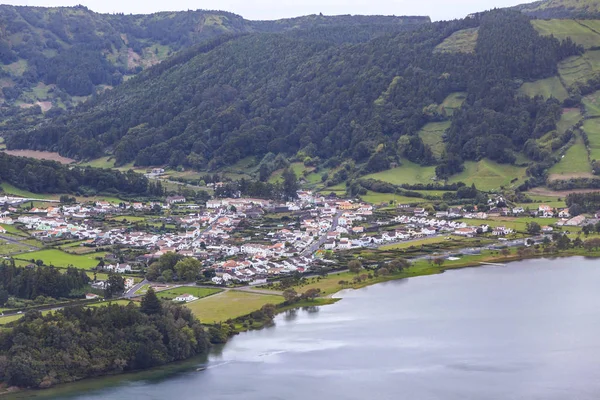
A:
[0, 189, 595, 296]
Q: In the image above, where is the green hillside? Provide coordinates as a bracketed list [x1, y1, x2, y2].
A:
[518, 0, 600, 18]
[434, 27, 478, 53]
[532, 19, 600, 48]
[418, 122, 450, 160]
[519, 76, 569, 101]
[0, 5, 429, 112]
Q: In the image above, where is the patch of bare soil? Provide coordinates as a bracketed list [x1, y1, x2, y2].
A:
[2, 150, 75, 164]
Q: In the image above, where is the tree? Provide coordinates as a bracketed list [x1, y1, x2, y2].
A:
[283, 288, 298, 303]
[281, 167, 299, 200]
[104, 273, 125, 299]
[526, 221, 541, 235]
[141, 287, 162, 315]
[389, 258, 410, 272]
[433, 258, 445, 267]
[0, 288, 8, 306]
[174, 258, 201, 282]
[348, 260, 362, 274]
[500, 248, 511, 258]
[303, 288, 321, 301]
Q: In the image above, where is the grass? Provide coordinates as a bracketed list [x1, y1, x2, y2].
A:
[380, 236, 455, 250]
[269, 162, 313, 183]
[79, 157, 116, 168]
[360, 192, 424, 205]
[186, 291, 283, 324]
[155, 286, 222, 300]
[532, 19, 600, 49]
[583, 119, 600, 160]
[434, 27, 478, 53]
[558, 50, 600, 88]
[15, 249, 105, 269]
[0, 224, 28, 237]
[548, 132, 592, 176]
[583, 90, 600, 117]
[0, 183, 57, 199]
[457, 217, 559, 232]
[448, 159, 527, 192]
[363, 160, 437, 185]
[440, 92, 467, 116]
[0, 241, 29, 255]
[418, 121, 450, 160]
[557, 108, 583, 134]
[519, 76, 569, 102]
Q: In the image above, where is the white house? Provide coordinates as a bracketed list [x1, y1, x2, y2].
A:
[492, 226, 513, 236]
[174, 294, 198, 302]
[558, 209, 571, 218]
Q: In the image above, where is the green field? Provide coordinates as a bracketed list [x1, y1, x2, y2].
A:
[548, 132, 592, 176]
[418, 121, 450, 160]
[79, 157, 116, 168]
[269, 162, 313, 183]
[186, 291, 283, 324]
[448, 159, 527, 192]
[583, 90, 600, 117]
[0, 241, 29, 255]
[363, 160, 437, 185]
[458, 217, 559, 232]
[558, 50, 600, 88]
[583, 119, 600, 160]
[15, 249, 105, 269]
[519, 76, 569, 101]
[360, 191, 424, 205]
[155, 286, 222, 300]
[557, 108, 583, 134]
[440, 92, 467, 116]
[532, 19, 600, 49]
[0, 183, 57, 199]
[434, 27, 478, 53]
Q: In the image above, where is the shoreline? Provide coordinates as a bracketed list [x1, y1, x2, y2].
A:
[4, 249, 598, 397]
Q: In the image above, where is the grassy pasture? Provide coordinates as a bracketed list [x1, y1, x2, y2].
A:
[558, 50, 600, 88]
[186, 291, 283, 324]
[548, 132, 592, 177]
[418, 121, 450, 160]
[583, 119, 600, 160]
[440, 92, 467, 116]
[434, 27, 478, 53]
[519, 76, 569, 101]
[15, 249, 105, 269]
[583, 90, 600, 117]
[155, 286, 222, 300]
[532, 19, 600, 49]
[448, 160, 527, 191]
[363, 160, 437, 185]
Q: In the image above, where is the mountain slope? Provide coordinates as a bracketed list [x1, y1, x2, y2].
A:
[517, 0, 600, 18]
[0, 5, 429, 111]
[5, 9, 581, 184]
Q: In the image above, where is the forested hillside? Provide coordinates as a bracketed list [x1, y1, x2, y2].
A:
[5, 10, 581, 183]
[0, 5, 428, 111]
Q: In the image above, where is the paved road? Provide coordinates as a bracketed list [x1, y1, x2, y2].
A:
[0, 233, 40, 249]
[124, 278, 148, 299]
[301, 211, 343, 256]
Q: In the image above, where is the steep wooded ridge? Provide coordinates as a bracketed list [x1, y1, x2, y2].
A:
[5, 9, 582, 181]
[0, 5, 428, 109]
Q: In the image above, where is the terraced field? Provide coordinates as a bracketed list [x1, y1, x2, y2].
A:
[519, 76, 569, 101]
[557, 108, 583, 134]
[558, 50, 600, 88]
[532, 19, 600, 49]
[418, 121, 450, 160]
[434, 28, 478, 53]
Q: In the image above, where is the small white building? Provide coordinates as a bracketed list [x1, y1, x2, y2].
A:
[174, 294, 198, 302]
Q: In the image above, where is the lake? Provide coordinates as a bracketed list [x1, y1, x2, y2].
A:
[16, 257, 600, 399]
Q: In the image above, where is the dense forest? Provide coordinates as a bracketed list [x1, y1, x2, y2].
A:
[0, 152, 154, 195]
[0, 5, 428, 105]
[5, 9, 581, 179]
[0, 291, 209, 388]
[0, 261, 90, 304]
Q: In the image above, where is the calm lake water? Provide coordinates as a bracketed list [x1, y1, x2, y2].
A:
[16, 257, 600, 399]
